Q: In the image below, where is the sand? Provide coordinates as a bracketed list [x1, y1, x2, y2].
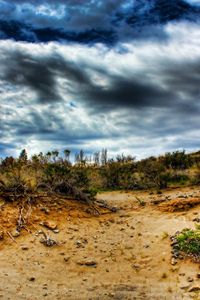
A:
[0, 186, 200, 299]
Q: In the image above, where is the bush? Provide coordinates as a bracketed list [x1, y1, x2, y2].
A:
[175, 228, 200, 255]
[163, 151, 193, 170]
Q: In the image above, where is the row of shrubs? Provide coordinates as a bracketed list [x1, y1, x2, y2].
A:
[0, 150, 199, 196]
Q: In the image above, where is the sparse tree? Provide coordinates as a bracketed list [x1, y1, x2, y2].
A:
[93, 151, 100, 166]
[101, 148, 108, 166]
[52, 150, 59, 162]
[19, 149, 28, 163]
[63, 149, 71, 162]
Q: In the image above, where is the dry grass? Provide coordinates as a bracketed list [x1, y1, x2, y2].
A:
[159, 197, 200, 212]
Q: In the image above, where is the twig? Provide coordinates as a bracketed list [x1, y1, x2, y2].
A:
[6, 231, 17, 243]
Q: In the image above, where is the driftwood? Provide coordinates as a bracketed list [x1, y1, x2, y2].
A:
[16, 201, 32, 232]
[39, 230, 59, 247]
[94, 199, 118, 213]
[0, 178, 118, 216]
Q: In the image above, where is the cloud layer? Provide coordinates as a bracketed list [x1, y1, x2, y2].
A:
[1, 21, 200, 158]
[0, 0, 200, 44]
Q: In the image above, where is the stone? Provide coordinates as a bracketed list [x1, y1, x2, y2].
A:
[187, 277, 194, 283]
[119, 213, 131, 218]
[132, 264, 140, 270]
[64, 257, 70, 262]
[75, 238, 88, 248]
[171, 258, 177, 266]
[12, 230, 20, 237]
[76, 260, 97, 267]
[188, 286, 200, 292]
[68, 226, 79, 232]
[41, 221, 57, 230]
[0, 231, 4, 240]
[180, 285, 190, 290]
[21, 245, 29, 250]
[193, 218, 200, 223]
[40, 207, 50, 214]
[29, 277, 35, 282]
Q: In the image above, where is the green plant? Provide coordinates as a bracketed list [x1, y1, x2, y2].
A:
[176, 228, 200, 255]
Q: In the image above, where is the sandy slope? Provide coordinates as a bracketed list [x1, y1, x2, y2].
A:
[0, 187, 200, 300]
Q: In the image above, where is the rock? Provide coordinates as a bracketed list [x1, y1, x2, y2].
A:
[21, 245, 29, 250]
[197, 273, 200, 279]
[171, 258, 177, 265]
[53, 229, 59, 234]
[68, 226, 79, 232]
[132, 264, 140, 270]
[29, 277, 35, 282]
[193, 218, 200, 222]
[40, 207, 50, 214]
[0, 231, 4, 240]
[180, 285, 190, 290]
[75, 238, 88, 248]
[12, 230, 20, 237]
[64, 256, 70, 262]
[75, 240, 84, 248]
[119, 213, 131, 218]
[187, 277, 194, 283]
[41, 221, 57, 230]
[108, 292, 115, 297]
[108, 218, 115, 224]
[77, 260, 97, 267]
[188, 286, 200, 292]
[125, 245, 133, 250]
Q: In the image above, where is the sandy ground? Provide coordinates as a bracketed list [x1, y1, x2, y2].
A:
[0, 186, 200, 300]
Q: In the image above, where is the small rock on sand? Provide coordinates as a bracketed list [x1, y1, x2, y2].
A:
[76, 260, 97, 266]
[188, 286, 200, 292]
[41, 221, 57, 230]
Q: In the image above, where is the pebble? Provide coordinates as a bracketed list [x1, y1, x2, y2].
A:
[40, 221, 57, 230]
[21, 245, 29, 250]
[187, 277, 194, 283]
[76, 260, 97, 267]
[64, 257, 70, 262]
[132, 264, 140, 270]
[0, 231, 4, 240]
[12, 230, 20, 237]
[29, 277, 35, 282]
[188, 286, 200, 292]
[40, 207, 50, 214]
[171, 258, 177, 266]
[180, 285, 190, 290]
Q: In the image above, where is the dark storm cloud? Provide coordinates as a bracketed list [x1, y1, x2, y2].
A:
[1, 41, 200, 112]
[82, 77, 174, 110]
[0, 49, 90, 103]
[0, 0, 199, 44]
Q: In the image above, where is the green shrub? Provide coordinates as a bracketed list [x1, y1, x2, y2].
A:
[176, 228, 200, 255]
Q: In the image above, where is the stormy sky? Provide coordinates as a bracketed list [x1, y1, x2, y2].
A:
[0, 0, 200, 159]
